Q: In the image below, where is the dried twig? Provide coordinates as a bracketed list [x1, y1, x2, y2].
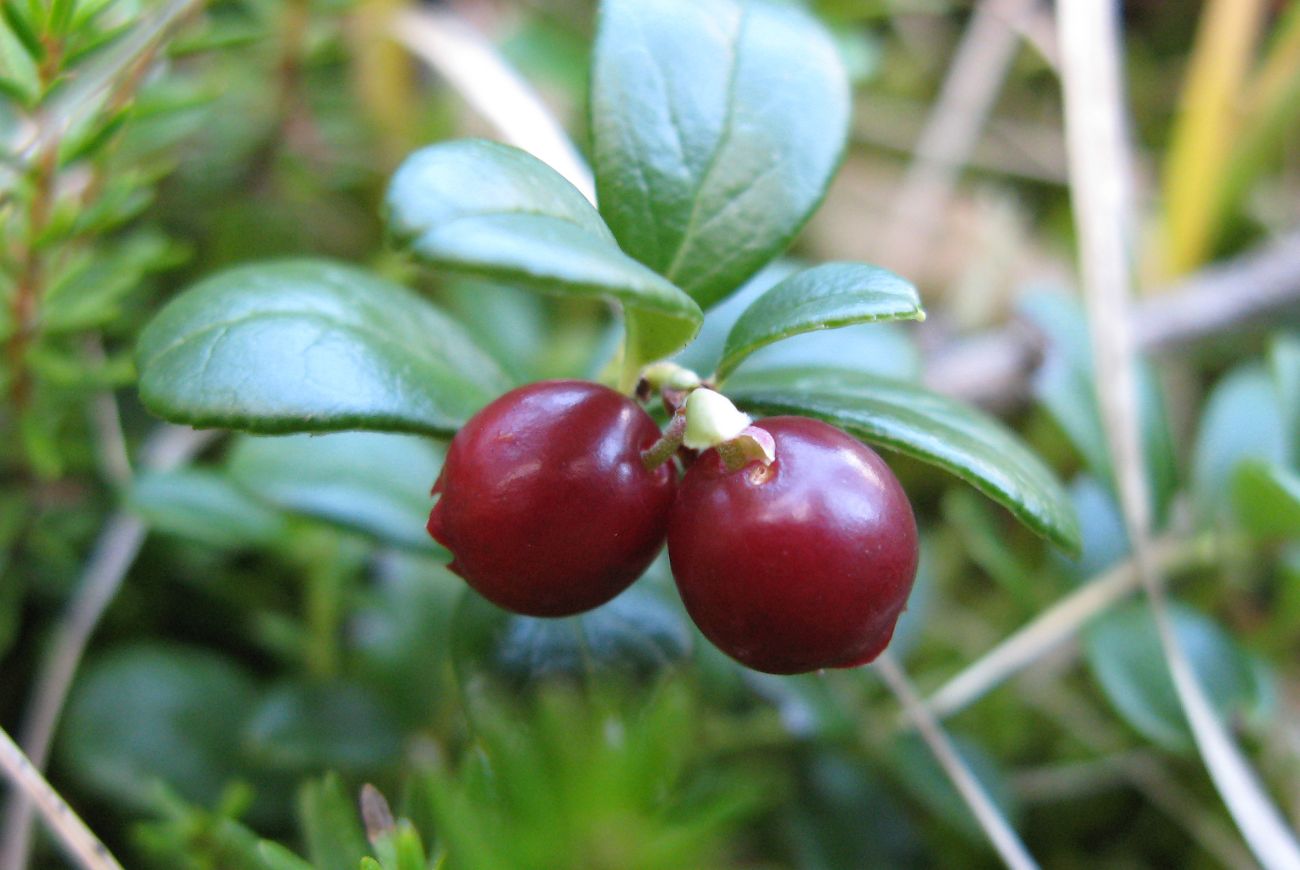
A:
[923, 230, 1300, 407]
[0, 726, 123, 870]
[925, 533, 1218, 721]
[873, 651, 1039, 870]
[880, 0, 1036, 276]
[1056, 2, 1300, 867]
[390, 6, 595, 202]
[0, 427, 219, 870]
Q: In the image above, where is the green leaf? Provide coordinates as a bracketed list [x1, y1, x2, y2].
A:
[1058, 474, 1130, 582]
[137, 259, 510, 437]
[256, 842, 314, 870]
[226, 432, 444, 553]
[243, 682, 404, 774]
[1231, 460, 1300, 539]
[715, 263, 922, 379]
[727, 369, 1081, 552]
[298, 775, 372, 870]
[2, 1, 43, 61]
[452, 584, 692, 695]
[675, 261, 922, 382]
[385, 139, 701, 370]
[59, 644, 258, 811]
[1021, 293, 1178, 522]
[591, 0, 850, 309]
[128, 468, 289, 550]
[1269, 332, 1300, 465]
[1191, 363, 1288, 517]
[372, 821, 428, 870]
[1085, 602, 1273, 752]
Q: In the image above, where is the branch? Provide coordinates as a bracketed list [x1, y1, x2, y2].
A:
[873, 651, 1039, 870]
[1056, 1, 1300, 867]
[879, 0, 1035, 278]
[0, 726, 122, 870]
[922, 230, 1300, 408]
[389, 6, 594, 203]
[0, 426, 218, 870]
[924, 533, 1218, 720]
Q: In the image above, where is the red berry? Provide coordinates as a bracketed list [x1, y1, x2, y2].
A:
[667, 416, 918, 674]
[428, 380, 676, 617]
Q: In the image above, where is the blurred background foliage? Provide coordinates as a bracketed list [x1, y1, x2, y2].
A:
[1, 0, 1299, 867]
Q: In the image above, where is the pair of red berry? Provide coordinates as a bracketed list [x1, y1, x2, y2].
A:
[427, 380, 918, 675]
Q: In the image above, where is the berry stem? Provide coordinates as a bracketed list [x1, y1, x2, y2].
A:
[641, 410, 687, 470]
[715, 425, 777, 473]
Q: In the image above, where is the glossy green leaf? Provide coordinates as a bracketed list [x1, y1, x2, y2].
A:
[128, 468, 289, 550]
[1085, 602, 1273, 752]
[137, 259, 509, 437]
[676, 261, 922, 383]
[727, 369, 1080, 552]
[1021, 293, 1178, 521]
[1231, 460, 1300, 539]
[386, 139, 702, 368]
[591, 0, 850, 309]
[1192, 363, 1288, 517]
[59, 644, 258, 811]
[226, 432, 444, 553]
[716, 263, 922, 379]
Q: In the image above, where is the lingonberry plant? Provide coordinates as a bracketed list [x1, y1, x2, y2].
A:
[6, 0, 1300, 868]
[133, 0, 1080, 674]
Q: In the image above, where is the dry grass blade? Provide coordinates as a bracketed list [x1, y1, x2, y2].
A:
[926, 534, 1216, 720]
[879, 0, 1033, 276]
[1056, 1, 1300, 867]
[0, 726, 122, 870]
[0, 427, 218, 870]
[390, 6, 595, 203]
[1159, 0, 1268, 278]
[873, 651, 1039, 870]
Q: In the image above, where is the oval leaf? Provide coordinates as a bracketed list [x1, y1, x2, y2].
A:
[1231, 459, 1300, 539]
[1021, 293, 1178, 521]
[243, 682, 404, 774]
[591, 0, 850, 309]
[727, 369, 1081, 552]
[1085, 602, 1272, 752]
[226, 431, 444, 553]
[128, 468, 289, 550]
[385, 139, 702, 367]
[716, 263, 922, 379]
[137, 259, 509, 437]
[1192, 363, 1288, 517]
[452, 585, 692, 695]
[59, 644, 258, 811]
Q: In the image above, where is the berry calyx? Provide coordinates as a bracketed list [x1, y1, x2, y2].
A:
[427, 380, 676, 617]
[667, 416, 919, 674]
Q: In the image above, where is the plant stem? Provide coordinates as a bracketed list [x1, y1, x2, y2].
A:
[925, 532, 1221, 720]
[641, 411, 687, 470]
[0, 726, 122, 870]
[872, 651, 1039, 870]
[0, 427, 217, 870]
